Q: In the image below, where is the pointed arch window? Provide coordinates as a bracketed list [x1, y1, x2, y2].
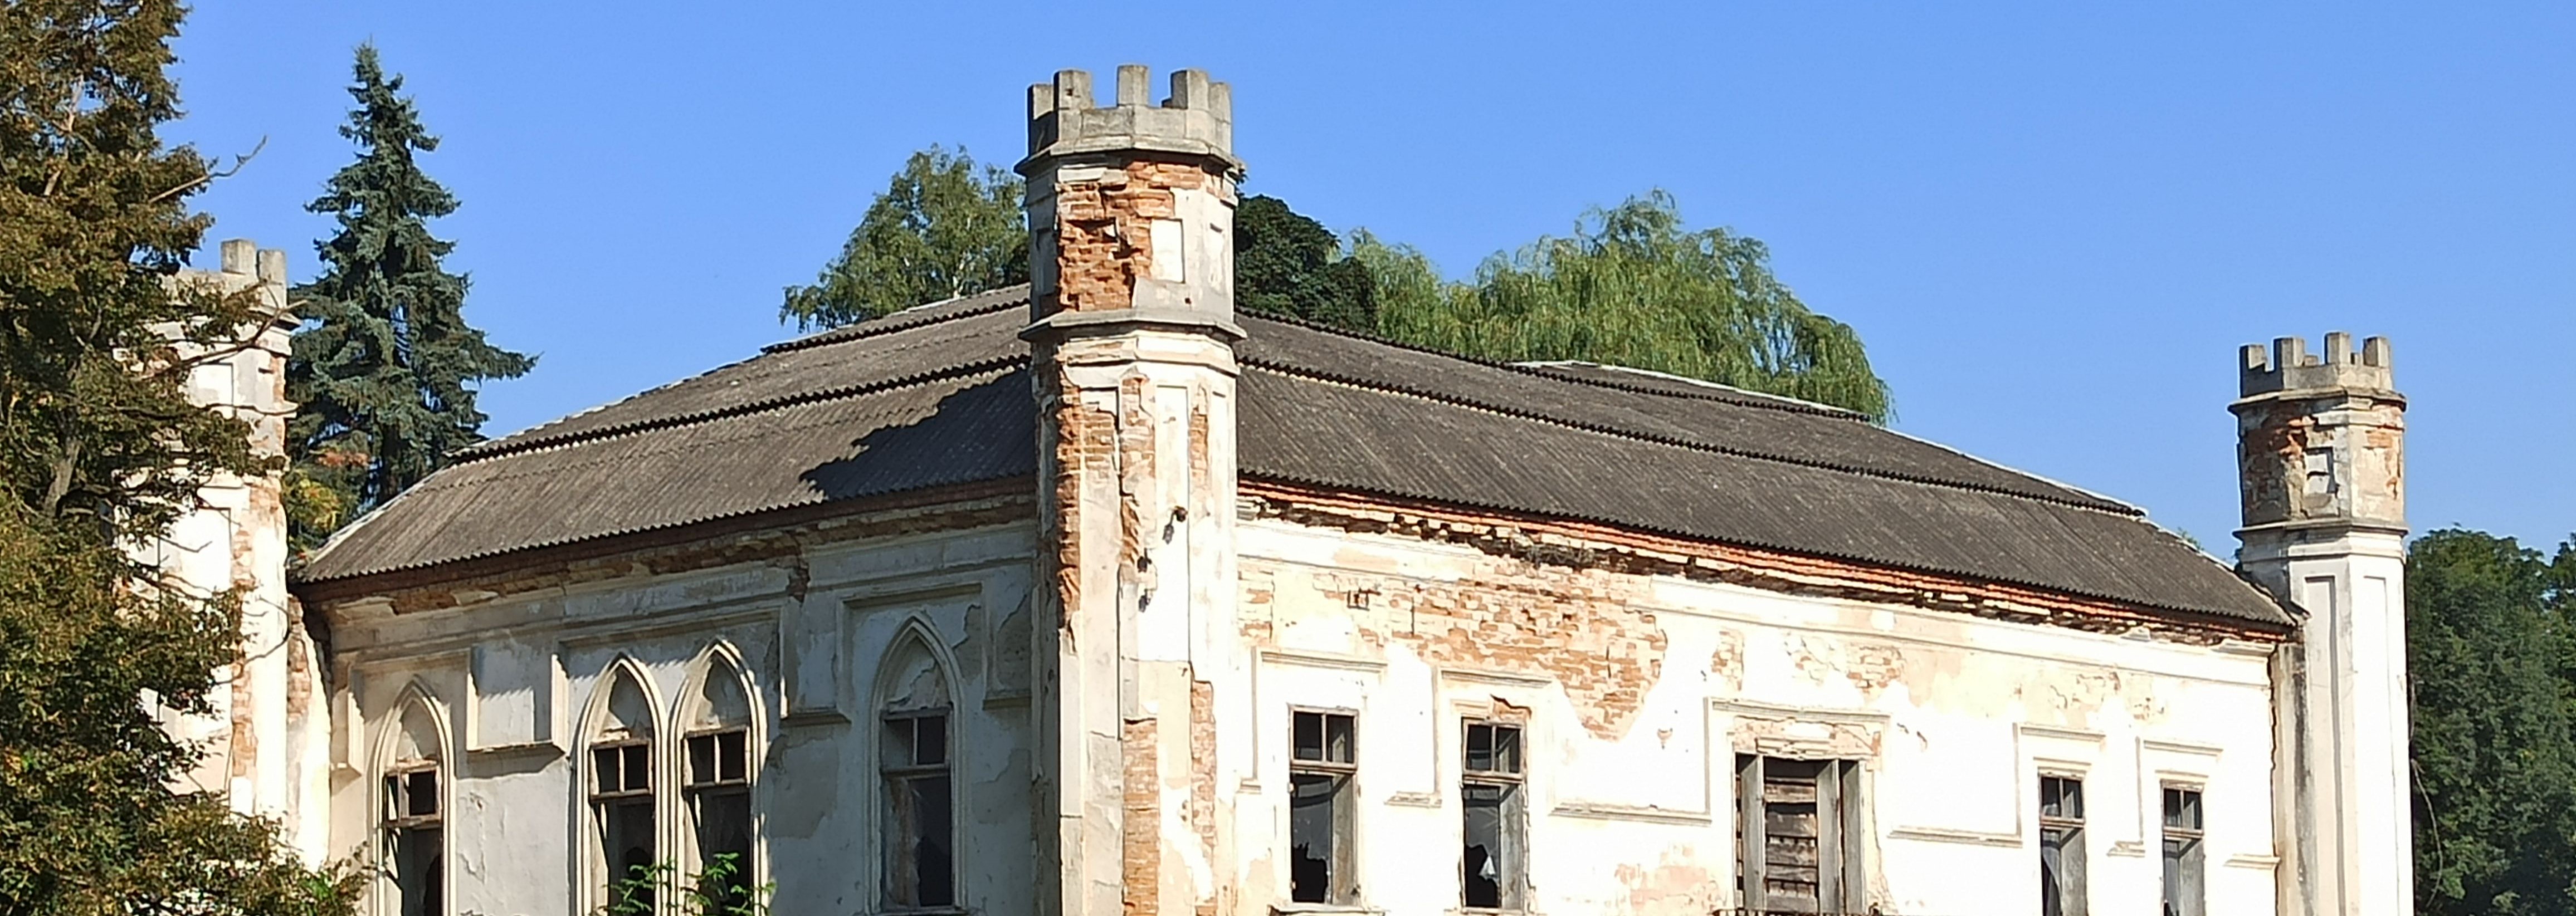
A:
[682, 654, 757, 908]
[879, 636, 956, 909]
[382, 696, 446, 916]
[589, 668, 658, 910]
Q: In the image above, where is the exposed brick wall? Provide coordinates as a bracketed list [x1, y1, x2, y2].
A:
[1245, 556, 1669, 741]
[1244, 481, 2289, 645]
[1050, 161, 1207, 315]
[1121, 717, 1161, 916]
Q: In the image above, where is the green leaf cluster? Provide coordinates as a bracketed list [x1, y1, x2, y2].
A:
[2410, 529, 2576, 916]
[286, 45, 532, 549]
[780, 146, 1028, 330]
[789, 150, 1890, 421]
[1236, 194, 1375, 331]
[603, 853, 772, 916]
[1363, 191, 1890, 422]
[0, 0, 360, 910]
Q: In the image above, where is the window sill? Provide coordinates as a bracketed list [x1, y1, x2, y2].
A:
[875, 908, 970, 916]
[1271, 904, 1383, 915]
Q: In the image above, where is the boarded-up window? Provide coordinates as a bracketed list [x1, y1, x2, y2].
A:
[1289, 709, 1357, 904]
[1461, 721, 1525, 910]
[2162, 787, 2206, 916]
[2039, 775, 2087, 916]
[884, 712, 954, 908]
[1735, 755, 1866, 913]
[382, 765, 442, 916]
[592, 741, 655, 910]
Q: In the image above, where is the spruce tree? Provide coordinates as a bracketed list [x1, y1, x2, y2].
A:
[0, 0, 358, 909]
[287, 44, 531, 546]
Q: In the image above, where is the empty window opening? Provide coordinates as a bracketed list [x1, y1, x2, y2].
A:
[2303, 447, 2336, 496]
[1290, 710, 1358, 904]
[2039, 775, 2087, 916]
[591, 741, 656, 910]
[383, 764, 442, 916]
[1735, 755, 1866, 914]
[687, 728, 754, 907]
[2162, 787, 2206, 916]
[1461, 721, 1525, 910]
[884, 711, 954, 908]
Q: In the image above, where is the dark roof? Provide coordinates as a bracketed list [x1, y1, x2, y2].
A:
[297, 286, 2286, 627]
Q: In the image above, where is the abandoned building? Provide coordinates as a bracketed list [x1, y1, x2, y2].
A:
[163, 65, 2413, 916]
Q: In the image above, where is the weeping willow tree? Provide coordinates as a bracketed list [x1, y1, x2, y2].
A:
[1367, 191, 1891, 422]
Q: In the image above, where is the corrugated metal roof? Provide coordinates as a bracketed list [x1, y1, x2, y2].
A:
[294, 289, 2285, 627]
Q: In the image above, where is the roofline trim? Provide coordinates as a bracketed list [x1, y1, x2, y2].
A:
[293, 476, 1035, 589]
[1239, 474, 2290, 632]
[1241, 360, 2138, 515]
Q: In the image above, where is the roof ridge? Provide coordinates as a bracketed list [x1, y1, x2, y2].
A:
[1241, 360, 2136, 515]
[1239, 310, 1867, 422]
[762, 285, 1031, 354]
[452, 356, 1028, 464]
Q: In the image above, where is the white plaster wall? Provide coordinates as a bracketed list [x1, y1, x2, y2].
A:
[323, 523, 1038, 915]
[1234, 518, 2282, 916]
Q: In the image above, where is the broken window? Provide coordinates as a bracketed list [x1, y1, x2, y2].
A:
[2162, 787, 2206, 916]
[1461, 721, 1525, 910]
[687, 728, 754, 908]
[1289, 709, 1358, 904]
[2039, 775, 2087, 916]
[1735, 756, 1866, 914]
[383, 764, 442, 916]
[884, 711, 954, 908]
[591, 741, 656, 910]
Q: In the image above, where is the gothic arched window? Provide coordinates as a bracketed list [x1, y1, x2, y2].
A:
[588, 665, 659, 910]
[680, 650, 757, 907]
[381, 692, 446, 916]
[879, 631, 956, 909]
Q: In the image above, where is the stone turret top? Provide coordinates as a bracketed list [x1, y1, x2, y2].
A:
[1021, 66, 1239, 176]
[2238, 332, 2396, 399]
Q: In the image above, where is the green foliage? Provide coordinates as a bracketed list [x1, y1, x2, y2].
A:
[781, 146, 1026, 330]
[603, 854, 771, 916]
[2409, 529, 2576, 916]
[286, 44, 532, 550]
[0, 0, 361, 910]
[1235, 194, 1374, 331]
[1368, 191, 1891, 422]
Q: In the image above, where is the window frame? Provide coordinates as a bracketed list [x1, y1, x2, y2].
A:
[1735, 754, 1867, 914]
[2037, 773, 2087, 916]
[880, 707, 958, 910]
[380, 758, 443, 916]
[684, 725, 755, 907]
[1286, 707, 1360, 906]
[1458, 718, 1528, 912]
[588, 737, 658, 909]
[2161, 785, 2207, 916]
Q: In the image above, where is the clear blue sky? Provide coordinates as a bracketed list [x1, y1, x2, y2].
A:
[172, 2, 2574, 553]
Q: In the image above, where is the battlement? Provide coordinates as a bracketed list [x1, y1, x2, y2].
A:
[2238, 332, 2395, 398]
[1022, 65, 1238, 174]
